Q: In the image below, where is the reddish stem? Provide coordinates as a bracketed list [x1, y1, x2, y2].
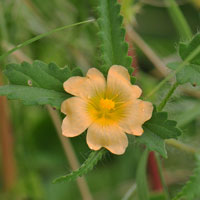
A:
[147, 152, 163, 191]
[0, 72, 16, 191]
[125, 35, 138, 75]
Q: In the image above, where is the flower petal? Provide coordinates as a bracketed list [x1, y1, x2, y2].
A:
[61, 97, 92, 137]
[132, 85, 142, 99]
[119, 99, 153, 136]
[107, 65, 141, 100]
[109, 65, 130, 81]
[86, 123, 128, 155]
[63, 68, 106, 99]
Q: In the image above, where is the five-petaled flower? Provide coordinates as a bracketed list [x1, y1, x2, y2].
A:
[61, 65, 153, 155]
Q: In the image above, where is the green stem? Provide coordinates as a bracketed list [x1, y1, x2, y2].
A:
[157, 82, 179, 112]
[155, 82, 180, 199]
[167, 0, 192, 40]
[155, 153, 170, 200]
[145, 45, 200, 99]
[0, 19, 95, 61]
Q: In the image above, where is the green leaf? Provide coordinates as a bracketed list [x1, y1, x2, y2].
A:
[144, 109, 181, 139]
[0, 60, 82, 109]
[168, 34, 200, 86]
[168, 62, 200, 86]
[137, 107, 181, 158]
[179, 33, 200, 65]
[173, 154, 200, 200]
[0, 85, 68, 108]
[97, 0, 133, 75]
[136, 149, 149, 200]
[137, 127, 167, 158]
[53, 148, 106, 183]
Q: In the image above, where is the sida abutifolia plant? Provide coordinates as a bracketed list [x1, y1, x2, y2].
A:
[1, 0, 200, 199]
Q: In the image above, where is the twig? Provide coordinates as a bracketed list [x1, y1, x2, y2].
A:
[166, 139, 198, 154]
[47, 106, 93, 200]
[121, 183, 137, 200]
[126, 25, 170, 77]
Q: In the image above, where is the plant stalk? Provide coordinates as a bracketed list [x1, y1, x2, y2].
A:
[47, 106, 93, 200]
[166, 139, 197, 154]
[145, 45, 200, 99]
[0, 72, 16, 191]
[158, 82, 179, 111]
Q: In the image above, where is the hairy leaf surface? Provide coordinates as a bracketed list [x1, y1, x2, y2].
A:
[97, 0, 133, 75]
[0, 60, 82, 109]
[53, 149, 106, 183]
[137, 108, 181, 158]
[179, 34, 200, 65]
[168, 33, 200, 85]
[168, 62, 200, 85]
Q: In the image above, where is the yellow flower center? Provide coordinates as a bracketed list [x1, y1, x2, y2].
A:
[87, 91, 127, 126]
[100, 98, 115, 110]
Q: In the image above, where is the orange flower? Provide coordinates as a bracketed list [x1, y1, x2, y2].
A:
[61, 65, 153, 155]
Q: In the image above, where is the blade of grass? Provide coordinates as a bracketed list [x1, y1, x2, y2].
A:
[0, 19, 95, 62]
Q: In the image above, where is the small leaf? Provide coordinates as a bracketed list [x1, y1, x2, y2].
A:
[97, 0, 133, 75]
[53, 148, 106, 183]
[0, 60, 82, 109]
[173, 154, 200, 200]
[179, 33, 200, 65]
[168, 34, 200, 86]
[144, 109, 181, 139]
[168, 62, 200, 86]
[137, 107, 181, 158]
[136, 149, 149, 200]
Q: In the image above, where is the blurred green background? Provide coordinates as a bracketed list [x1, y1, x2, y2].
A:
[0, 0, 200, 199]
